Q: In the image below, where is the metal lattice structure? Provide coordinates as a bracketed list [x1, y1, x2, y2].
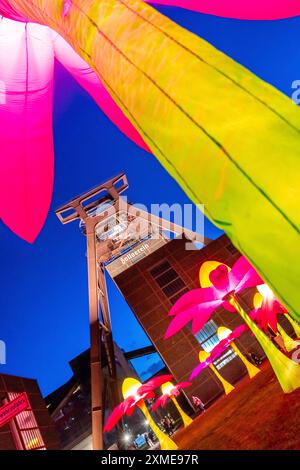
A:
[56, 173, 210, 449]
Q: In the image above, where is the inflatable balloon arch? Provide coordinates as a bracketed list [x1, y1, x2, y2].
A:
[0, 0, 300, 449]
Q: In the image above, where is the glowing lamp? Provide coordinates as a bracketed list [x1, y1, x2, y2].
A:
[253, 288, 299, 352]
[123, 433, 132, 443]
[257, 284, 274, 300]
[253, 292, 264, 309]
[217, 326, 232, 341]
[161, 383, 175, 396]
[122, 378, 141, 400]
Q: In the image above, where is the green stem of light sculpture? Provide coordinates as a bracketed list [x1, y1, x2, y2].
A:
[229, 295, 300, 393]
[277, 324, 299, 353]
[285, 314, 300, 338]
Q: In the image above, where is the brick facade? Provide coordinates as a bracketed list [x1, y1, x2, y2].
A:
[113, 234, 294, 407]
[0, 373, 60, 450]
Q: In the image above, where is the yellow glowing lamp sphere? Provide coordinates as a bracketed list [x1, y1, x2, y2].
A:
[253, 292, 264, 309]
[122, 377, 142, 400]
[161, 382, 175, 396]
[199, 261, 230, 288]
[217, 326, 232, 341]
[199, 350, 210, 363]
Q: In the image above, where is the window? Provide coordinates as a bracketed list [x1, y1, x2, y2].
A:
[213, 349, 237, 370]
[226, 243, 238, 255]
[194, 320, 236, 370]
[150, 261, 188, 305]
[8, 393, 46, 450]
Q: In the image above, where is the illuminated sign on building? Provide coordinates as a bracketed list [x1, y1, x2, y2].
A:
[0, 392, 29, 428]
[106, 238, 168, 278]
[120, 243, 150, 265]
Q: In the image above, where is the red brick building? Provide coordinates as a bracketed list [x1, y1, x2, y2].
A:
[0, 373, 60, 450]
[109, 234, 293, 407]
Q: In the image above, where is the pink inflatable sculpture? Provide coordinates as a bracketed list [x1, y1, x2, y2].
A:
[190, 324, 248, 379]
[104, 374, 172, 432]
[152, 381, 192, 410]
[165, 257, 263, 338]
[0, 17, 148, 243]
[250, 292, 288, 332]
[0, 2, 300, 242]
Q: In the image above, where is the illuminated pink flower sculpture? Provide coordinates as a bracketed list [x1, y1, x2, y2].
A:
[153, 381, 193, 428]
[0, 17, 148, 243]
[165, 256, 262, 338]
[104, 375, 178, 449]
[164, 258, 300, 393]
[250, 285, 288, 332]
[190, 324, 248, 380]
[1, 1, 300, 243]
[104, 375, 172, 432]
[152, 381, 192, 411]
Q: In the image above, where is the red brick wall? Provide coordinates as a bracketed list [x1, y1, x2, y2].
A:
[0, 374, 60, 450]
[114, 235, 267, 406]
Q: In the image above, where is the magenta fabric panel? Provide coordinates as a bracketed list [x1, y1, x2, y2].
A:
[0, 19, 54, 242]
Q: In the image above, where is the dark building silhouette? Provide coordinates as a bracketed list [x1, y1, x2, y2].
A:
[45, 345, 193, 450]
[45, 344, 145, 449]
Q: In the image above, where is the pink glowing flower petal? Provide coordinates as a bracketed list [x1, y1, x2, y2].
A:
[223, 301, 236, 312]
[252, 298, 287, 333]
[169, 287, 218, 316]
[209, 264, 231, 292]
[229, 256, 263, 293]
[189, 362, 206, 380]
[208, 323, 248, 362]
[235, 267, 264, 293]
[152, 396, 165, 411]
[176, 381, 192, 390]
[123, 396, 136, 414]
[104, 399, 131, 432]
[146, 0, 300, 20]
[1, 1, 300, 22]
[229, 256, 252, 290]
[191, 301, 223, 334]
[138, 374, 173, 394]
[230, 324, 249, 340]
[0, 20, 54, 243]
[210, 339, 229, 361]
[165, 311, 194, 338]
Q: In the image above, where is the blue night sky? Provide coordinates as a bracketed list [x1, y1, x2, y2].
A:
[0, 7, 299, 396]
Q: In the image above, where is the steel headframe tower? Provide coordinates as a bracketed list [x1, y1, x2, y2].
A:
[56, 173, 210, 449]
[55, 174, 129, 450]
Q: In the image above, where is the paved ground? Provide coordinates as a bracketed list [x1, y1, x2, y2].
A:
[174, 362, 300, 450]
